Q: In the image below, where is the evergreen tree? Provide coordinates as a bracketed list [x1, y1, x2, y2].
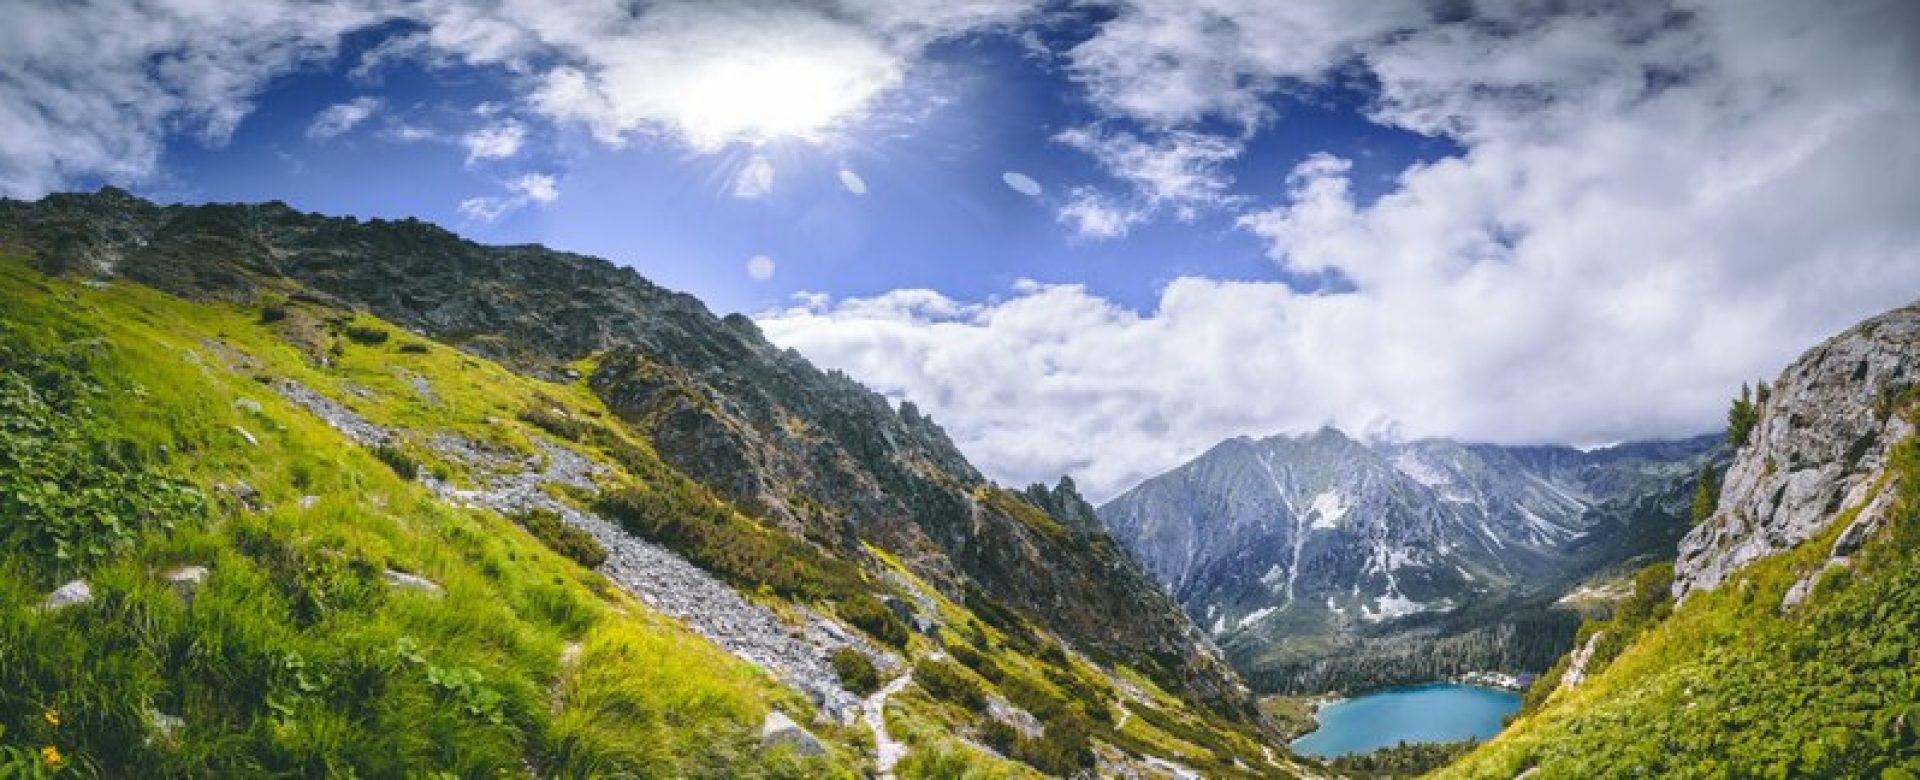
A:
[1728, 383, 1761, 448]
[1691, 463, 1720, 525]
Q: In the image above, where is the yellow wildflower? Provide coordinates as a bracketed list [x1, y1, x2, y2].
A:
[42, 708, 60, 728]
[39, 744, 63, 769]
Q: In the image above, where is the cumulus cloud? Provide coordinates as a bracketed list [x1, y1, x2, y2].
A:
[459, 172, 559, 222]
[461, 119, 526, 164]
[0, 0, 389, 197]
[762, 0, 1920, 501]
[1053, 126, 1242, 237]
[0, 0, 1040, 196]
[306, 96, 383, 141]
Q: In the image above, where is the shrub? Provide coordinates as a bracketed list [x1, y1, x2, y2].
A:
[513, 509, 607, 568]
[913, 659, 985, 712]
[259, 304, 288, 324]
[829, 647, 880, 696]
[343, 324, 390, 345]
[591, 486, 861, 601]
[840, 594, 909, 648]
[946, 641, 1004, 683]
[371, 444, 420, 480]
[397, 341, 430, 354]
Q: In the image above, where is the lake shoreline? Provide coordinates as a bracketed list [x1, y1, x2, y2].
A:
[1288, 682, 1523, 759]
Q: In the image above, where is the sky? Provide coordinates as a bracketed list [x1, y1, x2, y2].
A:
[4, 1, 1919, 501]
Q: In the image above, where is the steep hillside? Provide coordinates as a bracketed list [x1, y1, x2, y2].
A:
[1099, 428, 1718, 693]
[1444, 299, 1920, 777]
[0, 191, 1301, 778]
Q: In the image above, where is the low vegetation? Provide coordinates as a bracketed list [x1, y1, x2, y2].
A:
[511, 508, 608, 568]
[1447, 426, 1920, 776]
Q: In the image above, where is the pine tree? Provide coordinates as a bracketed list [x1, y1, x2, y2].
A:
[1690, 463, 1720, 525]
[1728, 383, 1760, 449]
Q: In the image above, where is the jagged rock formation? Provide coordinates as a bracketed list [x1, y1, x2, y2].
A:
[0, 188, 1248, 715]
[1099, 426, 1719, 691]
[1676, 300, 1920, 598]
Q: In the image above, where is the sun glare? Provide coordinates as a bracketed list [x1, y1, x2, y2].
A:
[672, 48, 898, 149]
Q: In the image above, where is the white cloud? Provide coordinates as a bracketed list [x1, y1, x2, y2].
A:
[838, 168, 868, 195]
[459, 172, 560, 222]
[1001, 171, 1042, 197]
[461, 119, 525, 164]
[732, 155, 776, 199]
[0, 0, 391, 197]
[762, 0, 1920, 501]
[1056, 187, 1143, 239]
[306, 96, 383, 141]
[1053, 126, 1242, 236]
[1067, 0, 1426, 129]
[0, 0, 1040, 196]
[747, 254, 777, 281]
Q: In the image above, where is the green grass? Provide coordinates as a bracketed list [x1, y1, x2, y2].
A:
[1442, 432, 1920, 778]
[0, 253, 1298, 778]
[0, 256, 854, 776]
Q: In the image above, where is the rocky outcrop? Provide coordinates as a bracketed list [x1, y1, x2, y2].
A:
[1558, 631, 1605, 692]
[0, 187, 1256, 719]
[1675, 301, 1920, 599]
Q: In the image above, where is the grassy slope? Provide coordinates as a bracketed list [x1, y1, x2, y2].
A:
[0, 255, 1295, 777]
[1439, 435, 1920, 778]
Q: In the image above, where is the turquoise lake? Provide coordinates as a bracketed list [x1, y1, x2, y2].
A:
[1289, 683, 1521, 758]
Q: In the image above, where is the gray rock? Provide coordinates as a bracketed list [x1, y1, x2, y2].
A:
[1559, 630, 1605, 691]
[759, 711, 826, 756]
[233, 398, 264, 415]
[383, 569, 444, 596]
[147, 708, 185, 742]
[1676, 300, 1920, 599]
[218, 480, 264, 512]
[44, 580, 93, 612]
[1782, 558, 1852, 611]
[163, 565, 210, 604]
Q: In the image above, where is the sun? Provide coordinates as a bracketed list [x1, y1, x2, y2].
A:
[669, 45, 900, 149]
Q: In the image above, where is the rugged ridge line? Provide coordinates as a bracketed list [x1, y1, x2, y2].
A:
[0, 187, 1253, 717]
[1676, 299, 1920, 599]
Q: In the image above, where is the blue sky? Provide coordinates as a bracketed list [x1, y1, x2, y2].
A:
[145, 15, 1452, 315]
[5, 1, 1917, 499]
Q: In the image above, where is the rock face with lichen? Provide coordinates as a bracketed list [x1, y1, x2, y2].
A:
[0, 187, 1252, 717]
[1675, 300, 1920, 599]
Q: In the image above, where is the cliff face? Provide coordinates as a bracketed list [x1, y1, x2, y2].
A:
[0, 188, 1250, 714]
[1675, 301, 1920, 598]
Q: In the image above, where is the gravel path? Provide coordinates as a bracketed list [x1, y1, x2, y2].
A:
[865, 673, 915, 777]
[273, 380, 883, 723]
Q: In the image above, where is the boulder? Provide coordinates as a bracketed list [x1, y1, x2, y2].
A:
[163, 565, 210, 605]
[43, 580, 93, 612]
[759, 711, 826, 756]
[383, 569, 444, 596]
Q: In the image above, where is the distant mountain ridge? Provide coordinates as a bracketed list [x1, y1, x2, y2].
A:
[1099, 426, 1721, 692]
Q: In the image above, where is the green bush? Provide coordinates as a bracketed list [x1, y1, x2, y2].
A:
[371, 444, 419, 480]
[397, 341, 430, 354]
[913, 660, 985, 712]
[839, 594, 909, 649]
[342, 324, 390, 345]
[591, 486, 862, 601]
[512, 509, 607, 569]
[829, 647, 880, 696]
[945, 641, 1004, 683]
[259, 304, 288, 324]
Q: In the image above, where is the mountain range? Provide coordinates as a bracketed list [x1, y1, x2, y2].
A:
[0, 189, 1296, 778]
[1099, 427, 1721, 692]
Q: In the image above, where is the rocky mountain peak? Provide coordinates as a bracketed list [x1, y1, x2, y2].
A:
[1675, 300, 1920, 598]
